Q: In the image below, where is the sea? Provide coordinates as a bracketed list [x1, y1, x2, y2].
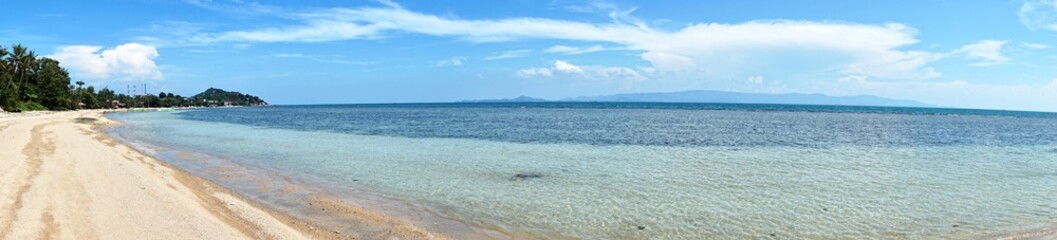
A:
[105, 102, 1057, 239]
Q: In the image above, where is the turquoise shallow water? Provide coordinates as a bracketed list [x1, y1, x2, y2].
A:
[106, 104, 1057, 239]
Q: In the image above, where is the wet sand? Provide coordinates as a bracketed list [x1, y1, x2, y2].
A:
[0, 111, 446, 239]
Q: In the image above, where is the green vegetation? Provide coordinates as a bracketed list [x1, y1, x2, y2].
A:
[0, 44, 267, 112]
[187, 88, 268, 107]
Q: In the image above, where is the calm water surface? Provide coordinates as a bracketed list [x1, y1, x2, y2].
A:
[107, 103, 1057, 239]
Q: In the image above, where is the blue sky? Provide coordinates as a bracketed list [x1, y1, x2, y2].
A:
[3, 0, 1057, 111]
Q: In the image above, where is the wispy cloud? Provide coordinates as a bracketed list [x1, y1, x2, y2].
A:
[435, 57, 466, 66]
[517, 60, 643, 80]
[484, 50, 532, 60]
[957, 40, 1010, 66]
[271, 53, 305, 58]
[34, 13, 66, 19]
[747, 75, 764, 84]
[186, 3, 942, 80]
[556, 0, 645, 27]
[1022, 42, 1049, 49]
[134, 21, 212, 47]
[270, 53, 371, 65]
[517, 67, 553, 77]
[186, 0, 278, 16]
[545, 45, 608, 55]
[1020, 0, 1057, 31]
[187, 49, 218, 53]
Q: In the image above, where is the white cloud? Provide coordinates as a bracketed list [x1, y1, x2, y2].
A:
[554, 60, 585, 74]
[190, 5, 940, 80]
[272, 53, 305, 58]
[545, 45, 607, 54]
[47, 43, 163, 81]
[594, 67, 644, 80]
[957, 40, 1010, 66]
[640, 51, 696, 72]
[516, 67, 553, 78]
[747, 75, 764, 84]
[186, 0, 277, 16]
[518, 60, 642, 80]
[484, 50, 531, 60]
[435, 57, 466, 66]
[634, 22, 942, 79]
[271, 53, 371, 65]
[187, 49, 217, 53]
[1020, 0, 1057, 31]
[1023, 42, 1050, 49]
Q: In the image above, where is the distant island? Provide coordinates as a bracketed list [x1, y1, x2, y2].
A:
[462, 90, 934, 108]
[459, 96, 547, 103]
[187, 88, 268, 107]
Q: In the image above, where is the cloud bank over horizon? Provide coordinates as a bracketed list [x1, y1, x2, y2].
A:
[13, 0, 1057, 111]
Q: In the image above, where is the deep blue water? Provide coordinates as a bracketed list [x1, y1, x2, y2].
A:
[177, 102, 1057, 148]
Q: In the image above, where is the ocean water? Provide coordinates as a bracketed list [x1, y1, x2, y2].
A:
[106, 103, 1057, 239]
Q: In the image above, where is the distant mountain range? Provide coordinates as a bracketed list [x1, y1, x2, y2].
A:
[463, 90, 934, 108]
[458, 96, 547, 103]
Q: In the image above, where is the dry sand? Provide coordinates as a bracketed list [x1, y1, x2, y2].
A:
[0, 111, 320, 240]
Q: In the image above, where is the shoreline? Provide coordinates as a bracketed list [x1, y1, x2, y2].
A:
[102, 111, 506, 239]
[0, 110, 444, 239]
[98, 109, 1057, 240]
[4, 110, 1055, 239]
[0, 110, 317, 239]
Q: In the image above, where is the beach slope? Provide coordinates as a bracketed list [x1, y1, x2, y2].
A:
[0, 111, 312, 240]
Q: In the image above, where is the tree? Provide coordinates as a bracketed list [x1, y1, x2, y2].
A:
[4, 45, 26, 92]
[35, 58, 72, 110]
[97, 88, 115, 109]
[0, 45, 12, 110]
[75, 81, 84, 109]
[6, 45, 38, 103]
[17, 51, 37, 102]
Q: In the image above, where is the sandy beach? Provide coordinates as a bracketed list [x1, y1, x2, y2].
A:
[0, 111, 321, 239]
[3, 110, 1054, 240]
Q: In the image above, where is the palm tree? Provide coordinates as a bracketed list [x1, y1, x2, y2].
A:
[75, 81, 84, 109]
[0, 45, 8, 90]
[0, 45, 8, 74]
[2, 45, 25, 92]
[0, 45, 8, 108]
[15, 49, 37, 101]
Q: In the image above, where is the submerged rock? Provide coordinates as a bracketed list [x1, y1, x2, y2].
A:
[509, 173, 543, 181]
[74, 117, 98, 124]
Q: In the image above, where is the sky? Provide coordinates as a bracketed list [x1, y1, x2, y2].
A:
[3, 0, 1057, 111]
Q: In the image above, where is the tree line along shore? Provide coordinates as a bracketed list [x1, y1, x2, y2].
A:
[0, 44, 267, 112]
